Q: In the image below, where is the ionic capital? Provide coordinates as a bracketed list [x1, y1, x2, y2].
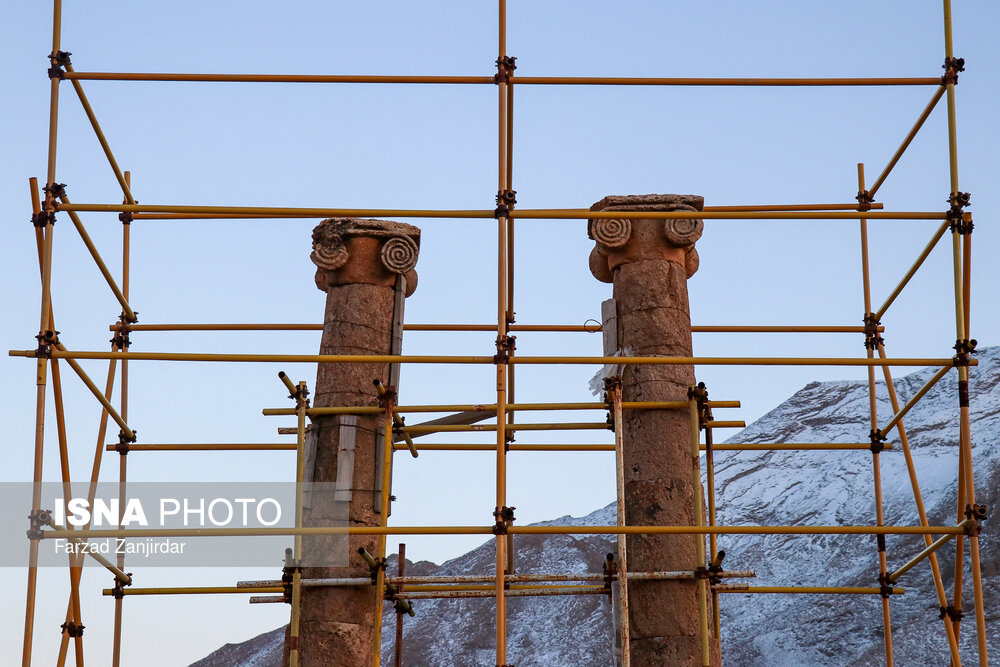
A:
[311, 218, 420, 295]
[588, 194, 703, 283]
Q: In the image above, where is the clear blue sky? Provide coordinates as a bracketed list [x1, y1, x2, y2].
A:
[2, 2, 998, 664]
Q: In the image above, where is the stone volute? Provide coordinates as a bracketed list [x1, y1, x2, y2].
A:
[588, 193, 703, 283]
[311, 217, 420, 296]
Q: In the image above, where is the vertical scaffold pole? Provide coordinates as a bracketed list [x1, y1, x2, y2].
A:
[373, 392, 395, 665]
[858, 163, 894, 666]
[24, 0, 64, 634]
[610, 381, 630, 666]
[495, 2, 510, 665]
[112, 171, 132, 667]
[394, 543, 406, 667]
[288, 379, 308, 667]
[704, 425, 721, 639]
[942, 2, 987, 664]
[32, 177, 85, 667]
[690, 398, 710, 667]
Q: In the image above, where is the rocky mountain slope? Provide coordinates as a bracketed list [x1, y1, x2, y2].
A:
[193, 348, 999, 666]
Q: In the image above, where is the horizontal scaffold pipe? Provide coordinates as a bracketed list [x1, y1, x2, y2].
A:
[8, 350, 971, 368]
[261, 399, 741, 416]
[56, 202, 946, 220]
[714, 586, 905, 595]
[102, 586, 282, 596]
[395, 588, 606, 600]
[65, 72, 493, 84]
[63, 71, 939, 87]
[236, 570, 757, 587]
[102, 442, 890, 453]
[114, 323, 884, 334]
[41, 524, 966, 540]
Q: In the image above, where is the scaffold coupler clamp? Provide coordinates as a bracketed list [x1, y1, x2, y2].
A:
[492, 506, 515, 535]
[947, 191, 973, 233]
[358, 547, 384, 584]
[111, 573, 133, 599]
[706, 550, 726, 585]
[43, 181, 67, 201]
[855, 190, 873, 212]
[940, 604, 964, 622]
[688, 382, 711, 429]
[393, 596, 415, 617]
[868, 429, 887, 454]
[494, 334, 516, 363]
[47, 50, 71, 79]
[965, 504, 987, 536]
[34, 329, 59, 358]
[494, 55, 517, 84]
[291, 382, 311, 406]
[952, 338, 977, 369]
[116, 428, 137, 455]
[281, 548, 302, 601]
[111, 318, 133, 349]
[119, 202, 136, 225]
[494, 189, 517, 218]
[373, 378, 394, 408]
[60, 621, 85, 638]
[877, 572, 894, 599]
[26, 509, 52, 541]
[602, 552, 618, 593]
[941, 57, 965, 85]
[863, 313, 884, 350]
[31, 209, 55, 228]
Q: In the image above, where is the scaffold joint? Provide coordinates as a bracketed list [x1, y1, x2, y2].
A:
[868, 429, 887, 454]
[862, 313, 884, 350]
[941, 57, 965, 85]
[688, 382, 713, 429]
[494, 335, 516, 363]
[602, 553, 618, 592]
[876, 534, 886, 553]
[111, 575, 133, 599]
[43, 182, 67, 199]
[877, 572, 894, 598]
[26, 509, 52, 540]
[952, 338, 977, 367]
[47, 50, 71, 79]
[492, 505, 515, 534]
[111, 323, 132, 350]
[947, 192, 973, 233]
[495, 189, 516, 218]
[34, 329, 59, 358]
[940, 604, 964, 622]
[393, 597, 416, 617]
[31, 210, 55, 228]
[964, 504, 987, 536]
[358, 547, 384, 583]
[60, 621, 85, 638]
[116, 428, 137, 455]
[494, 55, 517, 84]
[119, 210, 133, 225]
[855, 190, 873, 212]
[373, 378, 395, 407]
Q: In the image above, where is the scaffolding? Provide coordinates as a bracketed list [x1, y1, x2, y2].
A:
[14, 2, 988, 666]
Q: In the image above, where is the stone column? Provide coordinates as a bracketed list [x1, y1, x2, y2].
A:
[588, 194, 719, 665]
[294, 218, 420, 666]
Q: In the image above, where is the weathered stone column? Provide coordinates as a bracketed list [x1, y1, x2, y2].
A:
[588, 194, 720, 665]
[293, 218, 420, 666]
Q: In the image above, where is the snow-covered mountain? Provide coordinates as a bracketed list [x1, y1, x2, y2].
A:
[192, 349, 999, 666]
